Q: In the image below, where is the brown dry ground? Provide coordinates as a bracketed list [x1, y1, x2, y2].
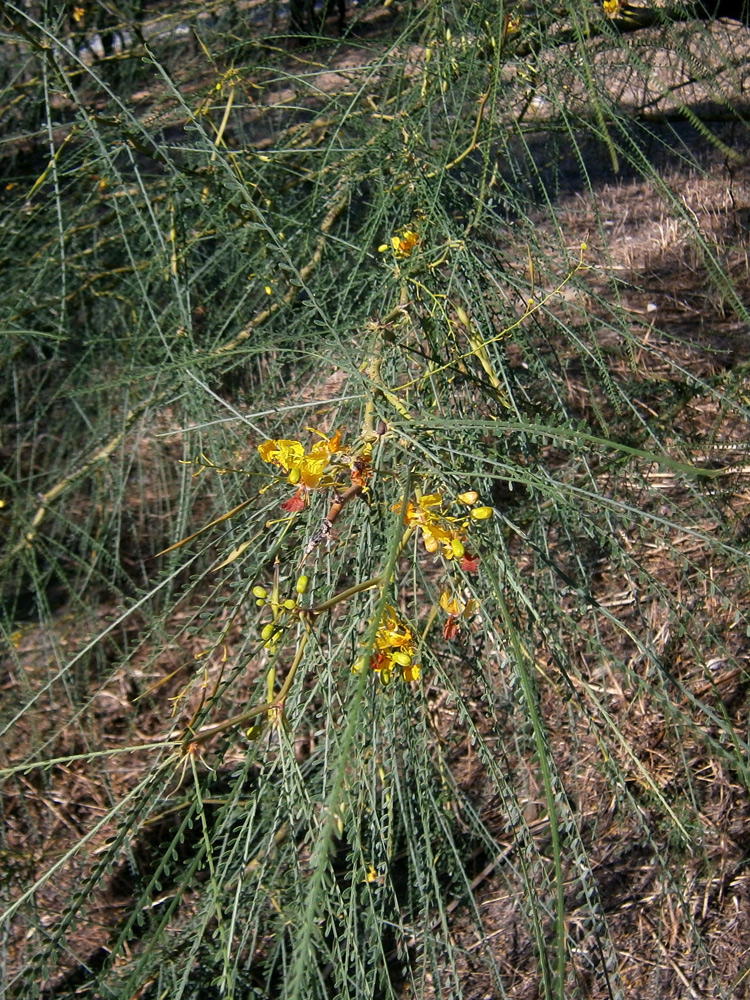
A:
[3, 4, 750, 999]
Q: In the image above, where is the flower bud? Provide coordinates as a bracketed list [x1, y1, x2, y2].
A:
[283, 598, 297, 610]
[457, 490, 479, 505]
[252, 586, 268, 599]
[261, 623, 277, 642]
[246, 724, 263, 741]
[287, 466, 301, 485]
[455, 305, 470, 328]
[391, 650, 413, 667]
[379, 668, 393, 686]
[424, 535, 439, 554]
[450, 538, 465, 559]
[296, 574, 309, 594]
[470, 506, 493, 520]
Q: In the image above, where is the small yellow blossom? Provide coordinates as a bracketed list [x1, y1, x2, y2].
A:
[603, 0, 621, 17]
[363, 864, 380, 883]
[375, 605, 414, 653]
[378, 227, 421, 259]
[73, 6, 86, 23]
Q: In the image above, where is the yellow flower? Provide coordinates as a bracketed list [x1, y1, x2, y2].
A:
[363, 864, 380, 883]
[258, 429, 342, 488]
[439, 590, 475, 617]
[393, 489, 491, 567]
[603, 0, 620, 17]
[378, 228, 421, 259]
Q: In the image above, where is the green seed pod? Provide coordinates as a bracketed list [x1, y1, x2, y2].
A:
[287, 466, 301, 485]
[296, 574, 310, 595]
[252, 586, 268, 600]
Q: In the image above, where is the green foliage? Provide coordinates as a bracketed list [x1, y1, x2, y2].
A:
[2, 2, 750, 998]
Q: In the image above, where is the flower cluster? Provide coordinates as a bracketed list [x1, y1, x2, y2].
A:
[393, 490, 492, 571]
[253, 574, 309, 652]
[378, 227, 421, 260]
[367, 605, 421, 684]
[258, 429, 342, 511]
[251, 445, 493, 693]
[353, 605, 421, 684]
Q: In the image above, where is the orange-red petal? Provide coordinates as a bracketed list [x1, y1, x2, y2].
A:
[281, 490, 307, 512]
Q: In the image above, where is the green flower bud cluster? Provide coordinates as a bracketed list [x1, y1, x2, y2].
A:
[253, 575, 310, 651]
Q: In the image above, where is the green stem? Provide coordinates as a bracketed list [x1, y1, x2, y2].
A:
[306, 576, 383, 615]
